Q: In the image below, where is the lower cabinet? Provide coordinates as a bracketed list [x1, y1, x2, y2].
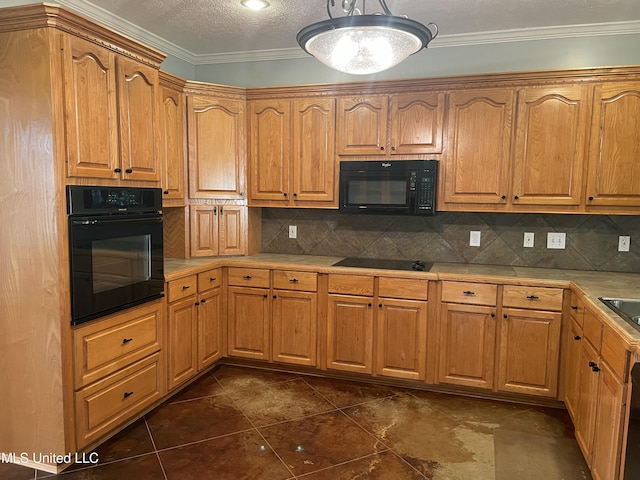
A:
[564, 317, 584, 420]
[73, 300, 165, 449]
[166, 268, 223, 391]
[227, 285, 271, 360]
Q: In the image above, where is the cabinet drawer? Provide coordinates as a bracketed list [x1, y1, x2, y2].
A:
[569, 290, 585, 326]
[328, 274, 374, 296]
[227, 267, 270, 288]
[378, 277, 428, 300]
[198, 268, 222, 292]
[502, 285, 564, 311]
[273, 270, 317, 292]
[601, 323, 630, 381]
[74, 301, 162, 389]
[583, 308, 603, 351]
[75, 353, 163, 449]
[441, 281, 497, 306]
[167, 275, 197, 303]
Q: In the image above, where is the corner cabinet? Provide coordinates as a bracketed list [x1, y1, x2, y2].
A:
[63, 35, 161, 183]
[190, 204, 247, 257]
[187, 94, 246, 199]
[248, 97, 337, 207]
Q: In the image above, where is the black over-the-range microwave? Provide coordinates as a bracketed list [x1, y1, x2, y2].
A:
[339, 160, 438, 215]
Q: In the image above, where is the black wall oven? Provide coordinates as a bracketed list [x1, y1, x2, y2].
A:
[67, 186, 164, 326]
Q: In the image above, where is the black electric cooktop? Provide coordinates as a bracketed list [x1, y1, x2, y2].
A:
[332, 257, 432, 272]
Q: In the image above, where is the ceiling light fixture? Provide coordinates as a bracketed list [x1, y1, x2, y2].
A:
[241, 0, 270, 11]
[297, 0, 437, 75]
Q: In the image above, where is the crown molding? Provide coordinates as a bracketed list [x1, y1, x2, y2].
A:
[52, 1, 640, 66]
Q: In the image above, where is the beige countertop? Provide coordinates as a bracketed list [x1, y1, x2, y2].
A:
[164, 253, 640, 347]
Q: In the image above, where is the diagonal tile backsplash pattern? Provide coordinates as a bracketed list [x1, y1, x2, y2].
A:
[261, 209, 640, 272]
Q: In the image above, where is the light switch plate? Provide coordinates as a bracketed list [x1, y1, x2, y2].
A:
[619, 235, 630, 252]
[288, 225, 297, 239]
[547, 232, 566, 249]
[470, 231, 481, 247]
[523, 232, 535, 248]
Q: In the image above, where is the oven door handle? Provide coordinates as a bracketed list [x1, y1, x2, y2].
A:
[72, 215, 162, 226]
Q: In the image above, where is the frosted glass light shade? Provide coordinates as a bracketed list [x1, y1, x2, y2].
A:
[297, 15, 435, 75]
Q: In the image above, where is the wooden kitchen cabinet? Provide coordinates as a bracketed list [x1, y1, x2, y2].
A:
[327, 294, 374, 374]
[337, 93, 444, 156]
[158, 71, 187, 205]
[187, 94, 245, 199]
[248, 97, 336, 207]
[197, 269, 224, 369]
[190, 204, 246, 257]
[63, 35, 161, 183]
[586, 81, 640, 208]
[565, 317, 584, 421]
[167, 295, 198, 390]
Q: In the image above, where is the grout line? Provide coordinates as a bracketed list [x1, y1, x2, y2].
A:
[144, 417, 168, 480]
[293, 449, 393, 479]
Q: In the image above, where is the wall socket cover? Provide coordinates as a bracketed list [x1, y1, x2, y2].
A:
[547, 232, 566, 249]
[619, 235, 631, 252]
[469, 231, 481, 247]
[288, 225, 297, 239]
[523, 232, 535, 248]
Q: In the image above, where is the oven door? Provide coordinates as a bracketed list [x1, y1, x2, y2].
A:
[339, 169, 413, 214]
[69, 214, 164, 325]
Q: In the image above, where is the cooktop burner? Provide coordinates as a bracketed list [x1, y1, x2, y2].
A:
[332, 258, 432, 272]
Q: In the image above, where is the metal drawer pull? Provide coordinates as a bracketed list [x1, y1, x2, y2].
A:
[526, 295, 539, 300]
[589, 361, 597, 368]
[243, 275, 252, 279]
[210, 277, 216, 281]
[463, 291, 475, 296]
[122, 338, 133, 345]
[123, 391, 134, 399]
[571, 305, 579, 310]
[289, 278, 299, 283]
[574, 335, 582, 341]
[182, 285, 190, 290]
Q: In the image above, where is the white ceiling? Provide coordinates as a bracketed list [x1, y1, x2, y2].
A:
[51, 0, 640, 64]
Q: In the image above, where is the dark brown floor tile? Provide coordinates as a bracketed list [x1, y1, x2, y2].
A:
[159, 429, 293, 480]
[230, 378, 335, 427]
[168, 370, 225, 403]
[260, 410, 384, 476]
[85, 418, 155, 465]
[146, 394, 253, 449]
[0, 462, 36, 479]
[44, 454, 165, 479]
[302, 376, 399, 408]
[298, 450, 426, 479]
[344, 394, 495, 479]
[213, 365, 300, 391]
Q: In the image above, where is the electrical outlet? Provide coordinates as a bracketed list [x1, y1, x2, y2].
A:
[619, 235, 631, 252]
[547, 232, 566, 249]
[523, 232, 535, 248]
[288, 225, 297, 239]
[469, 231, 481, 247]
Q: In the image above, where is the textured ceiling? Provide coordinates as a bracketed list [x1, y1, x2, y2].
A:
[59, 0, 640, 58]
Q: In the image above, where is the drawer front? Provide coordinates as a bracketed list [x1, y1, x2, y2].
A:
[227, 267, 270, 288]
[378, 277, 428, 301]
[441, 281, 497, 306]
[273, 270, 318, 292]
[583, 308, 603, 351]
[328, 274, 374, 296]
[198, 268, 222, 292]
[75, 354, 163, 449]
[74, 301, 162, 389]
[502, 285, 564, 311]
[569, 291, 585, 326]
[167, 275, 197, 303]
[601, 323, 630, 381]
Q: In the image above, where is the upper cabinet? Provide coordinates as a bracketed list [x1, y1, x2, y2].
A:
[337, 93, 444, 156]
[586, 82, 640, 208]
[442, 84, 591, 211]
[248, 97, 337, 207]
[187, 93, 246, 199]
[62, 35, 161, 183]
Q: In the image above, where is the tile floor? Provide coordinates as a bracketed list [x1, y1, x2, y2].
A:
[2, 364, 592, 479]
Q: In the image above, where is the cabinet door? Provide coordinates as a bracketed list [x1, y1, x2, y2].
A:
[443, 89, 514, 205]
[565, 318, 584, 421]
[575, 339, 600, 461]
[248, 100, 291, 203]
[272, 290, 317, 366]
[197, 287, 223, 370]
[327, 294, 374, 374]
[437, 303, 497, 389]
[227, 286, 270, 360]
[117, 56, 161, 182]
[337, 96, 388, 155]
[389, 92, 444, 155]
[376, 298, 427, 380]
[512, 85, 590, 206]
[188, 96, 246, 199]
[190, 205, 218, 257]
[292, 98, 336, 204]
[591, 361, 627, 480]
[62, 35, 119, 179]
[586, 82, 640, 207]
[497, 308, 562, 397]
[159, 84, 186, 202]
[167, 296, 198, 390]
[218, 205, 246, 256]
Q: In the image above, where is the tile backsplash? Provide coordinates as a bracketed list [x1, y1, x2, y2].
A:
[261, 209, 640, 272]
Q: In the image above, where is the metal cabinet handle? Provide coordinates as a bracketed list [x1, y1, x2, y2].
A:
[201, 299, 207, 304]
[123, 391, 134, 399]
[463, 291, 475, 296]
[243, 275, 252, 280]
[289, 278, 299, 283]
[368, 303, 372, 307]
[163, 190, 169, 195]
[571, 305, 579, 310]
[574, 335, 582, 341]
[125, 168, 133, 174]
[114, 168, 122, 173]
[195, 301, 200, 306]
[491, 313, 496, 318]
[503, 314, 508, 318]
[592, 365, 601, 373]
[122, 338, 133, 345]
[210, 277, 216, 282]
[526, 295, 539, 300]
[182, 285, 190, 290]
[589, 361, 597, 368]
